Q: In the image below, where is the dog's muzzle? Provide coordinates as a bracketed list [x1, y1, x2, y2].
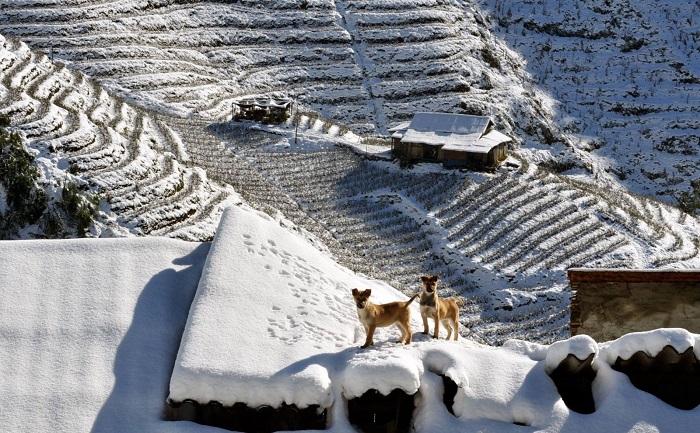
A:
[356, 302, 365, 309]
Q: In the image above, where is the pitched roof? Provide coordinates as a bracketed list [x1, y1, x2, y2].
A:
[234, 97, 292, 109]
[392, 112, 511, 154]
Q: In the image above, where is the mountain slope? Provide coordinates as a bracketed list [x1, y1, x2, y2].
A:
[0, 35, 237, 240]
[2, 1, 700, 344]
[477, 0, 700, 213]
[0, 0, 559, 142]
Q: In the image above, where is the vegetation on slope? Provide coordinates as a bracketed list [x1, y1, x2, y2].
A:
[0, 35, 235, 241]
[0, 113, 98, 238]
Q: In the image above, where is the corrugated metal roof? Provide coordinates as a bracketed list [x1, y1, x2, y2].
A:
[398, 113, 510, 154]
[406, 112, 491, 136]
[234, 97, 292, 109]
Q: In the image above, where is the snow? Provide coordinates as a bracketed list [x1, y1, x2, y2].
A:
[169, 204, 422, 409]
[1, 206, 700, 432]
[544, 334, 599, 374]
[0, 236, 213, 432]
[168, 205, 700, 431]
[598, 328, 700, 365]
[4, 2, 700, 343]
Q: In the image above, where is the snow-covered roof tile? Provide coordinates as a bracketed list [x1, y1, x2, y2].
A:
[400, 113, 510, 153]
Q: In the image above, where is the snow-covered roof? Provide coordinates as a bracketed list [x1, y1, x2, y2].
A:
[397, 112, 511, 154]
[234, 97, 292, 109]
[0, 236, 211, 432]
[387, 120, 411, 133]
[1, 207, 699, 433]
[168, 205, 423, 409]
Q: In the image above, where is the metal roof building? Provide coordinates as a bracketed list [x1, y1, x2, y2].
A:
[389, 113, 511, 168]
[232, 97, 293, 123]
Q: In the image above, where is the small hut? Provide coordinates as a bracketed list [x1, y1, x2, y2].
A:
[389, 113, 511, 169]
[232, 97, 293, 123]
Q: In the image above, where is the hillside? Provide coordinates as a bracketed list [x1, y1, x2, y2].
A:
[0, 35, 238, 240]
[478, 0, 700, 213]
[2, 0, 700, 344]
[0, 0, 559, 139]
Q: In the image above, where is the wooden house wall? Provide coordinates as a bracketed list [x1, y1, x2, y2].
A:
[393, 138, 509, 169]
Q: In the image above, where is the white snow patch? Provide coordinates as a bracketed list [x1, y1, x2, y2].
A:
[545, 334, 599, 374]
[599, 328, 700, 364]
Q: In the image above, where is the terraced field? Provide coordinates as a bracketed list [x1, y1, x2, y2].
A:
[0, 35, 234, 240]
[480, 0, 700, 214]
[0, 0, 556, 139]
[214, 125, 700, 344]
[3, 1, 700, 344]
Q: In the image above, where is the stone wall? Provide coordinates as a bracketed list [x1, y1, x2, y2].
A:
[569, 269, 700, 342]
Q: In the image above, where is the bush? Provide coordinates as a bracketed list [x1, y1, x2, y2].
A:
[677, 179, 700, 216]
[59, 181, 98, 237]
[0, 114, 98, 238]
[0, 114, 48, 235]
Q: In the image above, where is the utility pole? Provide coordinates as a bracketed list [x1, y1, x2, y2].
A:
[294, 98, 299, 144]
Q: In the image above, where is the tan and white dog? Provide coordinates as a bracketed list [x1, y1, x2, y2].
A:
[419, 275, 464, 341]
[352, 288, 419, 349]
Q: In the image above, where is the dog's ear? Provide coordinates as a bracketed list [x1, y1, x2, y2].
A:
[352, 288, 359, 296]
[431, 275, 439, 282]
[365, 289, 371, 297]
[420, 275, 428, 282]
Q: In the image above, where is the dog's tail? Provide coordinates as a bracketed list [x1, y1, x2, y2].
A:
[404, 293, 420, 307]
[454, 297, 466, 307]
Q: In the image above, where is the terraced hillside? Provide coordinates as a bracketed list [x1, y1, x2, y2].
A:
[0, 0, 558, 141]
[479, 0, 700, 213]
[3, 0, 700, 344]
[206, 118, 700, 344]
[0, 35, 235, 240]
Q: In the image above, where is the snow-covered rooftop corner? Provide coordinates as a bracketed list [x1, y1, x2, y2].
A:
[0, 236, 211, 433]
[168, 204, 422, 411]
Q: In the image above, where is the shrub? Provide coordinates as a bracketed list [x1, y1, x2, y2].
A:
[59, 181, 98, 237]
[0, 115, 48, 235]
[677, 179, 700, 216]
[0, 114, 98, 238]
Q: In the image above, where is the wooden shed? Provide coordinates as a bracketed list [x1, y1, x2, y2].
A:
[232, 97, 293, 123]
[389, 113, 511, 169]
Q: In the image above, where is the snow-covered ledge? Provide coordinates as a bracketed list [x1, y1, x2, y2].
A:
[168, 205, 420, 411]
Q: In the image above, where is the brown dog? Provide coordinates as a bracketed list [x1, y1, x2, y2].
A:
[419, 275, 464, 341]
[352, 288, 419, 349]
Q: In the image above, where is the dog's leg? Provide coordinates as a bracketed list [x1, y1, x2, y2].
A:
[397, 322, 412, 344]
[444, 320, 453, 340]
[395, 323, 408, 344]
[361, 324, 376, 349]
[405, 324, 413, 344]
[432, 311, 440, 339]
[452, 317, 459, 341]
[421, 310, 430, 335]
